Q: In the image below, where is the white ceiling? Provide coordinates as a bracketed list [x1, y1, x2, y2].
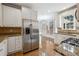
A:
[19, 3, 76, 14]
[18, 3, 76, 20]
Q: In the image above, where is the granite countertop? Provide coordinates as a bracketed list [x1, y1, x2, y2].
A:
[0, 34, 22, 43]
[0, 37, 5, 43]
[55, 45, 77, 56]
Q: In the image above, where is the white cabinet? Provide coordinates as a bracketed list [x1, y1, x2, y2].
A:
[2, 5, 21, 27]
[7, 36, 22, 53]
[7, 37, 16, 53]
[0, 4, 2, 26]
[22, 6, 32, 19]
[15, 36, 22, 51]
[2, 39, 7, 56]
[0, 43, 4, 56]
[22, 6, 37, 20]
[31, 11, 37, 20]
[18, 17, 22, 27]
[0, 39, 7, 56]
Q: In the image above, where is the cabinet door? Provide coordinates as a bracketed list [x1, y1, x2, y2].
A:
[0, 3, 2, 26]
[18, 16, 22, 27]
[22, 6, 32, 19]
[0, 39, 7, 56]
[31, 11, 37, 21]
[3, 39, 7, 56]
[7, 37, 16, 53]
[15, 36, 22, 51]
[3, 5, 21, 27]
[0, 42, 4, 56]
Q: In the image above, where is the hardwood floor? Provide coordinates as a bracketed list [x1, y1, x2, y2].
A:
[9, 49, 39, 56]
[9, 36, 62, 56]
[23, 49, 39, 56]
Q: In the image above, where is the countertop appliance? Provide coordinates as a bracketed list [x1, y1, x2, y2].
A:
[22, 20, 39, 53]
[56, 38, 79, 56]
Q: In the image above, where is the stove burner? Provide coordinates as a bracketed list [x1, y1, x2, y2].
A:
[61, 38, 79, 47]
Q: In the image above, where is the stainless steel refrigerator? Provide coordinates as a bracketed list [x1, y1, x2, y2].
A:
[22, 19, 39, 53]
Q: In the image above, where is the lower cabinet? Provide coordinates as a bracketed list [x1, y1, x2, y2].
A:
[3, 39, 7, 56]
[7, 36, 22, 54]
[15, 36, 22, 51]
[0, 39, 7, 56]
[7, 37, 16, 53]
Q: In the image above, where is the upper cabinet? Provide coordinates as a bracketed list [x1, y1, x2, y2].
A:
[22, 6, 32, 19]
[31, 10, 37, 21]
[22, 6, 37, 21]
[0, 4, 37, 27]
[0, 4, 2, 27]
[2, 5, 22, 27]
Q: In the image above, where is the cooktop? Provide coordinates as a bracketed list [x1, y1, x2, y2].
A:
[61, 38, 79, 47]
